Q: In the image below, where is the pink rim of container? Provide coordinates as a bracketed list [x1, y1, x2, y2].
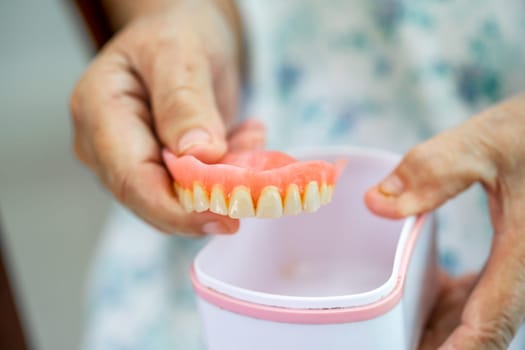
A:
[191, 214, 428, 325]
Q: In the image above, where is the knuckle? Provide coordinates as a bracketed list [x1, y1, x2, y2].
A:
[148, 32, 180, 56]
[403, 143, 440, 179]
[403, 137, 464, 184]
[405, 144, 430, 165]
[111, 167, 135, 205]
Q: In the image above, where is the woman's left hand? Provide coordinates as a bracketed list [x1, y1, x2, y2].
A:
[365, 93, 525, 349]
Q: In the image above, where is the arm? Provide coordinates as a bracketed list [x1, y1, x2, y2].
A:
[101, 0, 245, 70]
[101, 0, 241, 33]
[74, 0, 244, 67]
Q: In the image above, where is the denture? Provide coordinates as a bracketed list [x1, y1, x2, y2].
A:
[163, 149, 345, 219]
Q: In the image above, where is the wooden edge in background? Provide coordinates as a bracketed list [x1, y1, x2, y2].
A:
[0, 217, 30, 350]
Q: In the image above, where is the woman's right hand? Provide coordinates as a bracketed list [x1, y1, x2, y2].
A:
[70, 0, 264, 235]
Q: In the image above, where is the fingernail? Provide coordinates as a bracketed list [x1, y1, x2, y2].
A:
[202, 221, 231, 234]
[178, 129, 212, 154]
[379, 174, 404, 196]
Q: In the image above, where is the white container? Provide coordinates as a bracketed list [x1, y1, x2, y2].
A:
[192, 147, 439, 350]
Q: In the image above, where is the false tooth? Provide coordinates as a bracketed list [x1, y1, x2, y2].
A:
[326, 185, 334, 203]
[256, 186, 283, 218]
[283, 184, 302, 216]
[209, 186, 228, 215]
[303, 181, 321, 212]
[320, 183, 331, 205]
[193, 183, 209, 212]
[229, 186, 255, 218]
[174, 183, 184, 201]
[182, 187, 194, 212]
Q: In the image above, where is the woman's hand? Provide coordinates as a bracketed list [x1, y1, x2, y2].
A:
[365, 94, 525, 349]
[70, 1, 264, 235]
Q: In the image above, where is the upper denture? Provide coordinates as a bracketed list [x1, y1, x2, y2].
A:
[163, 150, 343, 219]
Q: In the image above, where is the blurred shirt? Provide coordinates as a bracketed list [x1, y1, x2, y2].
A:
[83, 1, 525, 349]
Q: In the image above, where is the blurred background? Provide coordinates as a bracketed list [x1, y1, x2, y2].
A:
[0, 1, 111, 349]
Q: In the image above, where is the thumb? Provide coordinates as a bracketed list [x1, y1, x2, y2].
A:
[364, 121, 497, 218]
[139, 42, 231, 163]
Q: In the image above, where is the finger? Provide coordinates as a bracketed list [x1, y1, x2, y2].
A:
[110, 157, 239, 235]
[436, 98, 525, 349]
[74, 52, 238, 235]
[364, 120, 498, 219]
[420, 273, 477, 350]
[135, 35, 234, 163]
[439, 232, 525, 349]
[227, 118, 266, 152]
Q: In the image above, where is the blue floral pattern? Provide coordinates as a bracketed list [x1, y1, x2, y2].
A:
[83, 1, 525, 348]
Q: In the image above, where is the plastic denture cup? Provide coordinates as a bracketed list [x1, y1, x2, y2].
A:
[191, 147, 439, 350]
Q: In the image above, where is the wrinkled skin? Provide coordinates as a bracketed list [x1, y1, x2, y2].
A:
[70, 1, 264, 235]
[365, 95, 525, 349]
[71, 1, 525, 348]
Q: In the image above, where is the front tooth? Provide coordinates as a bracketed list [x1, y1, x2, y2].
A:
[193, 183, 209, 212]
[256, 186, 283, 218]
[210, 186, 228, 215]
[327, 185, 334, 203]
[303, 181, 321, 212]
[229, 186, 255, 218]
[182, 187, 194, 212]
[283, 184, 302, 216]
[320, 183, 331, 205]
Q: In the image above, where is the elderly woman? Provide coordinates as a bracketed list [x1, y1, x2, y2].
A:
[72, 0, 525, 348]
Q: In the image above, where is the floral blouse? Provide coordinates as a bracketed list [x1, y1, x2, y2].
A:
[83, 1, 525, 349]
